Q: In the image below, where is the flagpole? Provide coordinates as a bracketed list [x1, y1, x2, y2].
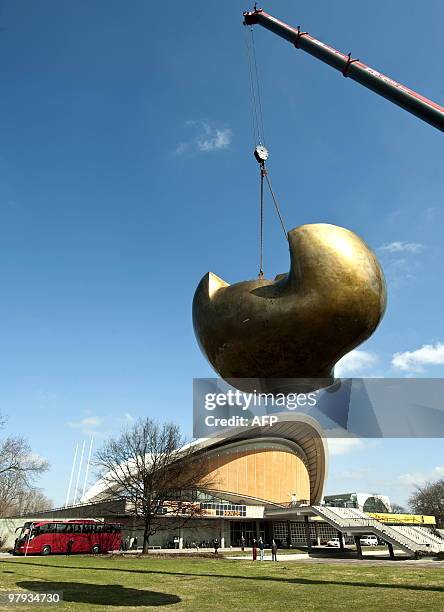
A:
[65, 443, 79, 508]
[24, 523, 33, 557]
[74, 441, 86, 504]
[81, 437, 94, 501]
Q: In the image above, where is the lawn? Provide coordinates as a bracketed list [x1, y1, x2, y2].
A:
[0, 555, 443, 611]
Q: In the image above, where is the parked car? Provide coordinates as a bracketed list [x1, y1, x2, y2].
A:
[360, 536, 379, 546]
[326, 538, 341, 547]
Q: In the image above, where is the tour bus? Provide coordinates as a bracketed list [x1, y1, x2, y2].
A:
[14, 519, 122, 555]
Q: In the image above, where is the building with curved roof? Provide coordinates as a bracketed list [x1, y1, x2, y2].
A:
[73, 414, 329, 548]
[83, 413, 328, 509]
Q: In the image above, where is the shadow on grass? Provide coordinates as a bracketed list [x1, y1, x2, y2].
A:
[6, 561, 444, 594]
[17, 581, 181, 607]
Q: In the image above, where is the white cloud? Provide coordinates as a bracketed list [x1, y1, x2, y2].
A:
[392, 342, 444, 373]
[398, 466, 444, 487]
[197, 128, 232, 152]
[116, 412, 134, 426]
[335, 350, 377, 377]
[67, 416, 100, 428]
[175, 120, 232, 155]
[174, 142, 189, 155]
[378, 241, 424, 288]
[379, 241, 424, 254]
[66, 416, 101, 436]
[327, 437, 365, 456]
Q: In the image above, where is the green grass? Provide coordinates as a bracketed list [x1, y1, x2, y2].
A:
[0, 555, 443, 611]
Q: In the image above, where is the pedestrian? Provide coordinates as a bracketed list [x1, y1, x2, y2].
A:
[66, 539, 74, 556]
[272, 539, 278, 561]
[129, 536, 134, 550]
[240, 534, 245, 551]
[213, 538, 219, 554]
[132, 536, 138, 550]
[252, 538, 257, 561]
[258, 537, 265, 561]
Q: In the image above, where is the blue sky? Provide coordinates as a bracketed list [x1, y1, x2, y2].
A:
[1, 0, 443, 508]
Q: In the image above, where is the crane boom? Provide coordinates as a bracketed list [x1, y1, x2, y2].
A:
[243, 8, 444, 132]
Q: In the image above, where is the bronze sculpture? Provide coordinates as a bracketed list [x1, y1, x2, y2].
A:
[193, 223, 386, 392]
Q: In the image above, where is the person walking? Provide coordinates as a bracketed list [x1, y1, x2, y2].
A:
[240, 534, 245, 551]
[213, 538, 219, 554]
[66, 539, 74, 556]
[258, 537, 265, 561]
[271, 539, 278, 561]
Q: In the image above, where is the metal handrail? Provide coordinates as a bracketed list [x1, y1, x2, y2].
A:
[313, 507, 431, 550]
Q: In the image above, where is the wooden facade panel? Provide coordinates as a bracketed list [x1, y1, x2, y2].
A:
[202, 447, 310, 504]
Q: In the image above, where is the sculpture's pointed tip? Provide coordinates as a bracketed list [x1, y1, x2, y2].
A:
[205, 272, 229, 298]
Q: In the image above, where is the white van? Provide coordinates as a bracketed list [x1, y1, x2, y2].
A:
[360, 535, 379, 546]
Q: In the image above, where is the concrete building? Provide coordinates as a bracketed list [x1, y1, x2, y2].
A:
[324, 492, 391, 513]
[2, 414, 442, 558]
[2, 414, 330, 549]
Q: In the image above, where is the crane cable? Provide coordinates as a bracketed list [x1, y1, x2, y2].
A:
[259, 162, 265, 278]
[244, 23, 288, 279]
[243, 25, 263, 148]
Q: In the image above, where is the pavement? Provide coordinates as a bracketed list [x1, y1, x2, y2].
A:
[226, 552, 444, 567]
[228, 553, 308, 561]
[2, 549, 442, 567]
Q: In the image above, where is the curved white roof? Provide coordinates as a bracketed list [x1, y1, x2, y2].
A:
[82, 413, 328, 505]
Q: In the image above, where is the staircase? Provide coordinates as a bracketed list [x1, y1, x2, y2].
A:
[312, 506, 444, 557]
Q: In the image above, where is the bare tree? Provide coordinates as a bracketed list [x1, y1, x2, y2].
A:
[9, 489, 53, 516]
[95, 418, 216, 553]
[0, 436, 48, 479]
[0, 416, 49, 517]
[390, 502, 407, 514]
[409, 478, 444, 528]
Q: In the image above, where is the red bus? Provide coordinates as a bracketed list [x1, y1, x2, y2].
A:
[14, 519, 122, 556]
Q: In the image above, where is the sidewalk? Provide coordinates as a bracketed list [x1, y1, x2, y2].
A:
[227, 553, 308, 561]
[111, 547, 239, 555]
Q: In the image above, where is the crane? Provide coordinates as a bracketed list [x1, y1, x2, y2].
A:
[243, 7, 444, 132]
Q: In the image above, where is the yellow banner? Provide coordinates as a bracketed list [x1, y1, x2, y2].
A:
[368, 512, 436, 525]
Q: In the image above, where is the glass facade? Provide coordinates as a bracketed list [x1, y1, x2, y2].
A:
[201, 502, 247, 517]
[273, 520, 339, 545]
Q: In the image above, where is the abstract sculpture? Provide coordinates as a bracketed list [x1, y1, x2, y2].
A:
[193, 223, 386, 392]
